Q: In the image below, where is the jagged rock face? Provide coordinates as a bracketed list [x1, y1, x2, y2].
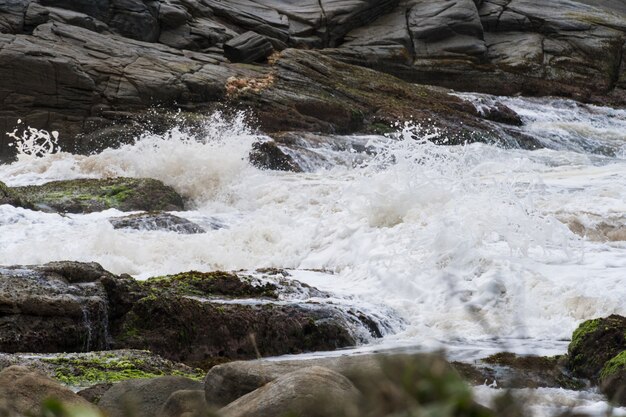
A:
[0, 0, 625, 157]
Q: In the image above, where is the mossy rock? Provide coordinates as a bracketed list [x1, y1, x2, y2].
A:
[568, 315, 626, 380]
[478, 352, 585, 390]
[12, 177, 184, 213]
[0, 350, 204, 388]
[144, 271, 278, 299]
[0, 180, 32, 209]
[600, 350, 626, 406]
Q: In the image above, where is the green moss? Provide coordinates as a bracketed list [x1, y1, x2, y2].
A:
[41, 353, 204, 386]
[569, 318, 600, 353]
[600, 351, 626, 380]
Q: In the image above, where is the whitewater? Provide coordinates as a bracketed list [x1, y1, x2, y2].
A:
[1, 95, 625, 415]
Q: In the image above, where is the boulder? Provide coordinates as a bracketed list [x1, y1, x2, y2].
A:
[109, 212, 206, 234]
[77, 383, 113, 404]
[0, 180, 30, 208]
[600, 351, 626, 406]
[568, 315, 626, 380]
[248, 140, 303, 172]
[13, 177, 185, 213]
[98, 376, 202, 417]
[224, 31, 274, 63]
[0, 366, 96, 415]
[0, 262, 111, 353]
[219, 366, 361, 417]
[158, 390, 214, 417]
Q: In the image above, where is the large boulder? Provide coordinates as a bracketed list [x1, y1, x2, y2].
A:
[158, 390, 214, 417]
[0, 366, 96, 415]
[13, 177, 185, 213]
[219, 366, 361, 417]
[98, 376, 202, 417]
[567, 315, 626, 380]
[0, 262, 111, 353]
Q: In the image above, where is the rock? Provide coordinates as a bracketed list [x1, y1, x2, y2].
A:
[99, 376, 202, 417]
[219, 366, 361, 417]
[0, 349, 204, 388]
[0, 262, 110, 353]
[77, 383, 113, 404]
[205, 353, 384, 406]
[477, 352, 584, 390]
[249, 140, 303, 172]
[224, 31, 274, 63]
[109, 212, 206, 234]
[568, 315, 626, 380]
[104, 270, 383, 369]
[0, 180, 30, 208]
[158, 390, 214, 417]
[13, 177, 185, 213]
[0, 365, 96, 415]
[600, 351, 626, 406]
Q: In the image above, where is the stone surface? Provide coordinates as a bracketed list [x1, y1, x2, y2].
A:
[600, 351, 626, 406]
[224, 31, 274, 63]
[158, 390, 214, 417]
[0, 262, 111, 353]
[0, 349, 204, 387]
[219, 366, 361, 417]
[98, 376, 202, 417]
[567, 315, 626, 380]
[13, 177, 185, 213]
[109, 212, 206, 234]
[0, 365, 96, 415]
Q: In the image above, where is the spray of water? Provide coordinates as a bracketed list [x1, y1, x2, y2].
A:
[6, 119, 60, 158]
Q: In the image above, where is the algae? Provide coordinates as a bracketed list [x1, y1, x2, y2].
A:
[600, 351, 626, 380]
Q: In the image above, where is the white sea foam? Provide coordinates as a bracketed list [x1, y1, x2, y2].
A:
[0, 104, 625, 358]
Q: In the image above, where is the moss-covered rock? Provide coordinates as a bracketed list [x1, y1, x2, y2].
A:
[0, 350, 203, 388]
[480, 352, 585, 390]
[109, 212, 206, 234]
[0, 180, 32, 209]
[567, 315, 626, 380]
[144, 271, 278, 299]
[12, 177, 185, 214]
[600, 350, 626, 406]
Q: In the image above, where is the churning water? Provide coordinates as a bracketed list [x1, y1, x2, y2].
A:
[1, 96, 625, 415]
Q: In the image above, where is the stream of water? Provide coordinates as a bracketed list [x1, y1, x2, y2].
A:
[1, 96, 625, 416]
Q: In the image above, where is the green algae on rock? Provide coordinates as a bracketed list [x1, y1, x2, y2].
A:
[12, 177, 185, 213]
[600, 350, 626, 406]
[0, 350, 204, 388]
[0, 180, 32, 209]
[567, 315, 626, 380]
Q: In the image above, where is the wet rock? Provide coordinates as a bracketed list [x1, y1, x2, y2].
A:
[0, 180, 31, 208]
[113, 294, 357, 369]
[478, 352, 584, 390]
[159, 390, 214, 417]
[110, 212, 206, 234]
[99, 376, 202, 417]
[219, 366, 361, 417]
[224, 31, 274, 63]
[249, 140, 303, 172]
[567, 315, 626, 380]
[0, 365, 96, 415]
[0, 349, 204, 388]
[0, 262, 110, 353]
[77, 383, 113, 404]
[600, 351, 626, 406]
[13, 177, 185, 213]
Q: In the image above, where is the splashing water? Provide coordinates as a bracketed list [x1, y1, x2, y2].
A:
[6, 119, 60, 158]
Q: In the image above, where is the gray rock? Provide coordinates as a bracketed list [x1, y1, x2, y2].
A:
[224, 31, 274, 63]
[219, 366, 361, 417]
[110, 212, 206, 234]
[99, 376, 203, 417]
[159, 390, 214, 417]
[0, 262, 111, 353]
[205, 353, 397, 406]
